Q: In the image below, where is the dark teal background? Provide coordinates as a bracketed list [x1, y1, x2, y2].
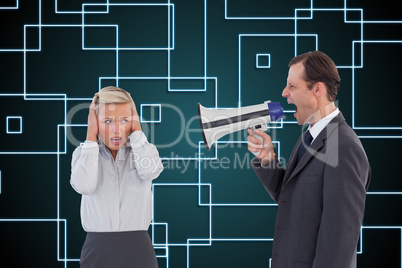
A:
[0, 0, 401, 267]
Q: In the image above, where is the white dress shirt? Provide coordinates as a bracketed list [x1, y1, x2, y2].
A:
[70, 131, 163, 232]
[308, 108, 340, 143]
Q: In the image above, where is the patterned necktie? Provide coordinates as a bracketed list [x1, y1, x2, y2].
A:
[297, 130, 313, 163]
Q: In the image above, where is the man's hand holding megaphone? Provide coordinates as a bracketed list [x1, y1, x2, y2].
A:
[247, 129, 277, 166]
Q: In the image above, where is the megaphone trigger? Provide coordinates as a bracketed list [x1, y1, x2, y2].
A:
[251, 123, 267, 156]
[252, 129, 263, 156]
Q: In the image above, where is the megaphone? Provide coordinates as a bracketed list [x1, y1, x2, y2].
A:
[197, 101, 283, 155]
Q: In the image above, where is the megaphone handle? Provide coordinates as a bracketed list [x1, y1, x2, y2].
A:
[252, 129, 263, 156]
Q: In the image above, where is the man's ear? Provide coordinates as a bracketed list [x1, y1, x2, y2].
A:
[313, 82, 325, 98]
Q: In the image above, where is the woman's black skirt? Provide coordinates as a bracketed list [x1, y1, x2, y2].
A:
[80, 230, 158, 268]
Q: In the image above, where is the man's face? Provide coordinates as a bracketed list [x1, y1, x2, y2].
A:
[98, 103, 132, 152]
[282, 62, 318, 125]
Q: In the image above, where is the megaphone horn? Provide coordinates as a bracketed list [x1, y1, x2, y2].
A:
[197, 101, 283, 153]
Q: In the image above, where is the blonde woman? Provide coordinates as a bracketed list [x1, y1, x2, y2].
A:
[70, 86, 163, 268]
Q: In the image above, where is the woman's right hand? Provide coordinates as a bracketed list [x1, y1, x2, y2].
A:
[86, 100, 98, 142]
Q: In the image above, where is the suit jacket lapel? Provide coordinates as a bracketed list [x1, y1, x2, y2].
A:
[289, 135, 325, 181]
[282, 136, 302, 186]
[282, 112, 346, 188]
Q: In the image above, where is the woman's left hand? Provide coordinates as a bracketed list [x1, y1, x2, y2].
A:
[131, 113, 142, 133]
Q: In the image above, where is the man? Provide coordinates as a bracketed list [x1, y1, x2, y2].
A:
[248, 51, 371, 268]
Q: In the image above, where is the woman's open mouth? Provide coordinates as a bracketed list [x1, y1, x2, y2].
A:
[110, 137, 122, 145]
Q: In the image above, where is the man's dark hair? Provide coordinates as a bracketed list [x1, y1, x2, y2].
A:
[288, 51, 341, 102]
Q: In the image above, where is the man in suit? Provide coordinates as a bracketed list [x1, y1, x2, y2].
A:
[248, 51, 371, 268]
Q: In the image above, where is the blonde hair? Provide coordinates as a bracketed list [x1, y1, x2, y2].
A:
[93, 86, 136, 115]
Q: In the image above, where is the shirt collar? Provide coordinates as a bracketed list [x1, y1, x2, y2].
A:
[98, 138, 130, 159]
[307, 108, 340, 141]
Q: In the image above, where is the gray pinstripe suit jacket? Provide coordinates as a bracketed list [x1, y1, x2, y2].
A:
[251, 112, 371, 268]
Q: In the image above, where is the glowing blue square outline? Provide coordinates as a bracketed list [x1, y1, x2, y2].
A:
[198, 140, 281, 206]
[224, 0, 312, 20]
[256, 53, 271, 68]
[55, 0, 108, 14]
[151, 222, 168, 246]
[294, 8, 364, 69]
[82, 3, 175, 51]
[154, 247, 167, 258]
[238, 33, 318, 108]
[82, 25, 117, 50]
[0, 0, 18, 9]
[140, 104, 162, 123]
[6, 116, 23, 134]
[0, 3, 42, 52]
[22, 25, 117, 97]
[151, 183, 213, 246]
[352, 40, 402, 130]
[344, 9, 363, 23]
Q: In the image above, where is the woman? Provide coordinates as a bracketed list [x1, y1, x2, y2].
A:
[70, 86, 163, 268]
